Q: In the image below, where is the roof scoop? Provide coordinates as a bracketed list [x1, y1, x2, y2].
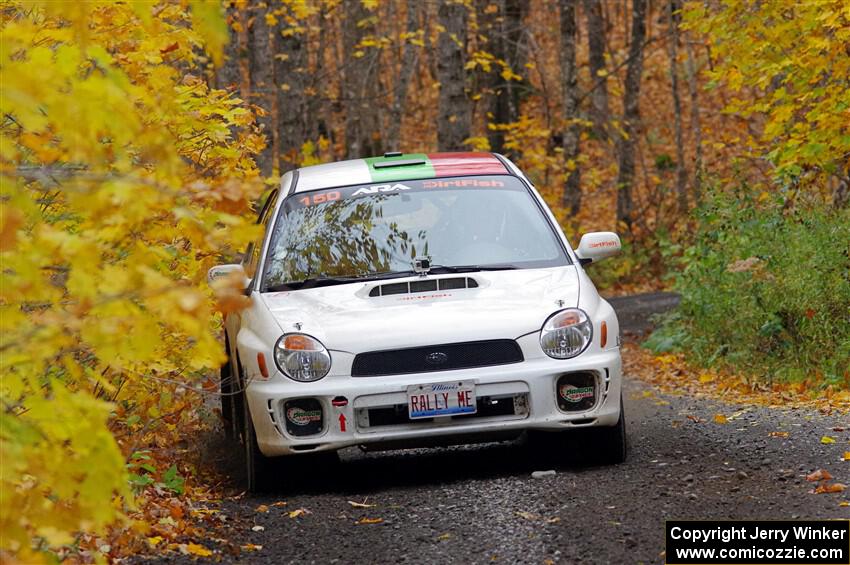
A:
[373, 158, 426, 169]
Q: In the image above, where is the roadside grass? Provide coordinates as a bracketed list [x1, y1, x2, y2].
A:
[644, 187, 850, 389]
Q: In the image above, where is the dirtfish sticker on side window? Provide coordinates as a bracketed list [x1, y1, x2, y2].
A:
[559, 386, 594, 403]
[286, 407, 322, 426]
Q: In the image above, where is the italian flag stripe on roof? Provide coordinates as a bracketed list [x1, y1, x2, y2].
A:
[365, 152, 508, 183]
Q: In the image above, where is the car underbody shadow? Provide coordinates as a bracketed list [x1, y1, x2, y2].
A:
[208, 427, 626, 497]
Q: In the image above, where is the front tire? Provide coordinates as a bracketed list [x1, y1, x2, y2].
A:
[588, 394, 627, 464]
[220, 336, 234, 439]
[234, 364, 279, 492]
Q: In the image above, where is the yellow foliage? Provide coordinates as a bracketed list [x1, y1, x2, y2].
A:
[684, 0, 850, 187]
[0, 2, 261, 560]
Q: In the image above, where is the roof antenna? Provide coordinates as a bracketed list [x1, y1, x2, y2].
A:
[383, 151, 403, 158]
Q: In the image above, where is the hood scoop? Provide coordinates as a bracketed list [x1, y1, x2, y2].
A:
[368, 277, 479, 297]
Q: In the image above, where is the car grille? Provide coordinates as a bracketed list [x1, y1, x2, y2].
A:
[351, 339, 524, 377]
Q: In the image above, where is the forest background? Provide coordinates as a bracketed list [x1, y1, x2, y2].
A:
[1, 0, 848, 561]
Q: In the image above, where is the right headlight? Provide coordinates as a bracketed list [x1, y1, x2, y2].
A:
[274, 333, 331, 382]
[540, 308, 593, 359]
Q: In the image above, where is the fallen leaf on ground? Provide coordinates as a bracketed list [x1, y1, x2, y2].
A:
[814, 483, 846, 494]
[832, 427, 844, 432]
[271, 501, 288, 507]
[288, 508, 310, 518]
[821, 436, 836, 444]
[355, 517, 383, 525]
[437, 533, 452, 541]
[251, 525, 265, 532]
[769, 431, 789, 438]
[806, 469, 833, 482]
[242, 544, 263, 552]
[347, 500, 375, 508]
[714, 414, 728, 424]
[516, 511, 538, 521]
[546, 517, 561, 524]
[687, 415, 704, 423]
[147, 536, 163, 547]
[255, 504, 269, 513]
[183, 543, 213, 557]
[840, 502, 849, 507]
[843, 452, 850, 461]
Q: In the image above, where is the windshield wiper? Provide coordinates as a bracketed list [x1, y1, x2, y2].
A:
[265, 270, 418, 292]
[428, 264, 518, 274]
[266, 265, 518, 292]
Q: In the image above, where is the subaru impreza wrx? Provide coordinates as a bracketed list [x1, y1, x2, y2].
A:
[209, 152, 625, 491]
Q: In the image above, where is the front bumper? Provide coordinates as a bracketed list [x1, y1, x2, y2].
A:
[247, 349, 622, 457]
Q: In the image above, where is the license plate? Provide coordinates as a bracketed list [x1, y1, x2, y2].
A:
[407, 381, 477, 419]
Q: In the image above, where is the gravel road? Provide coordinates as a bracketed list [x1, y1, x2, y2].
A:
[178, 292, 849, 564]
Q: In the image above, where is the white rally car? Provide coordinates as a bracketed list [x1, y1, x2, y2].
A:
[210, 152, 625, 491]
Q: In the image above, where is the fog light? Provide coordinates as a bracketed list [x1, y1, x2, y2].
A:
[556, 372, 597, 412]
[283, 398, 324, 437]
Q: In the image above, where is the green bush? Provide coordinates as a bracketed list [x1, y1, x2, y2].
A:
[647, 187, 850, 385]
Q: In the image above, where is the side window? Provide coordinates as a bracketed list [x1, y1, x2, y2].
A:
[243, 189, 279, 279]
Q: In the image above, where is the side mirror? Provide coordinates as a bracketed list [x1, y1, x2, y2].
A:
[574, 232, 621, 264]
[207, 264, 249, 289]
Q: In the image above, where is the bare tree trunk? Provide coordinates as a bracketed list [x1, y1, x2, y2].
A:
[436, 0, 471, 151]
[276, 7, 307, 172]
[250, 2, 277, 176]
[503, 0, 527, 126]
[668, 0, 688, 215]
[480, 0, 526, 155]
[583, 0, 609, 140]
[560, 0, 581, 214]
[478, 0, 502, 152]
[217, 1, 242, 91]
[615, 0, 647, 229]
[387, 2, 422, 151]
[342, 0, 381, 158]
[683, 32, 703, 204]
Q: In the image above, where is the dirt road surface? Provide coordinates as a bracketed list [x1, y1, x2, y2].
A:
[167, 292, 849, 564]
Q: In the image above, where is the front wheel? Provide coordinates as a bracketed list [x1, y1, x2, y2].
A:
[587, 395, 627, 464]
[235, 373, 279, 492]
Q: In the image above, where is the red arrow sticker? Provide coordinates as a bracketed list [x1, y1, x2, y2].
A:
[338, 413, 347, 433]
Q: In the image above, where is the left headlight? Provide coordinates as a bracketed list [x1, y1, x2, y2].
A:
[274, 333, 331, 382]
[540, 308, 593, 359]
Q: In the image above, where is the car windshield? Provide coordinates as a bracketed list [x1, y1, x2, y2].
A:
[262, 175, 569, 290]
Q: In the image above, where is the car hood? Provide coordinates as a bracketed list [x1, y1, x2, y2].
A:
[260, 266, 581, 353]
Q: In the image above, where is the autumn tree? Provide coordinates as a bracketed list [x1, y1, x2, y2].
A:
[342, 0, 382, 158]
[583, 0, 609, 140]
[685, 0, 850, 208]
[277, 2, 311, 171]
[615, 0, 647, 229]
[437, 0, 472, 151]
[251, 1, 278, 175]
[667, 0, 688, 214]
[386, 2, 424, 151]
[0, 2, 260, 559]
[560, 0, 581, 214]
